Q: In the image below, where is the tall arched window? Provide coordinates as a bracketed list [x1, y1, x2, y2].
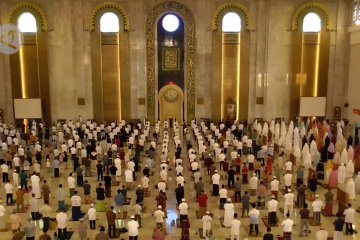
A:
[302, 12, 321, 32]
[18, 12, 37, 33]
[90, 5, 131, 122]
[100, 12, 119, 33]
[9, 4, 51, 124]
[211, 7, 250, 122]
[290, 5, 331, 119]
[222, 12, 241, 32]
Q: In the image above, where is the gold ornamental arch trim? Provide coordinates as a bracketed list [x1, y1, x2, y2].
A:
[292, 2, 334, 31]
[89, 2, 130, 32]
[9, 2, 48, 31]
[212, 3, 252, 31]
[146, 1, 196, 123]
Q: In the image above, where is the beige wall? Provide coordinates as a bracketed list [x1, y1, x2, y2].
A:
[0, 0, 355, 123]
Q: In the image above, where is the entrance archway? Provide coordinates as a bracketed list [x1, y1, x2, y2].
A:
[146, 1, 196, 123]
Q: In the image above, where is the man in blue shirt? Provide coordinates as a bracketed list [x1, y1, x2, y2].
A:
[114, 189, 124, 213]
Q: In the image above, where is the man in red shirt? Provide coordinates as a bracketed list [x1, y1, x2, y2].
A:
[197, 190, 208, 216]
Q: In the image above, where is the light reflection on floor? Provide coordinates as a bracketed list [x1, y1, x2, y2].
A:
[166, 209, 178, 227]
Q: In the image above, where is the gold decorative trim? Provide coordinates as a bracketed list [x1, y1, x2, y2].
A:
[212, 3, 252, 31]
[146, 1, 196, 123]
[292, 2, 334, 31]
[9, 2, 48, 31]
[89, 2, 130, 32]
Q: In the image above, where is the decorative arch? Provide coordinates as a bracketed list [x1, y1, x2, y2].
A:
[146, 1, 196, 123]
[292, 2, 334, 31]
[9, 2, 48, 31]
[89, 2, 130, 32]
[212, 3, 252, 32]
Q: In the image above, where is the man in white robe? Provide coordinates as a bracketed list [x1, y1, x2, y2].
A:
[223, 198, 234, 227]
[201, 211, 212, 237]
[30, 172, 41, 199]
[114, 157, 122, 177]
[338, 163, 346, 184]
[346, 160, 354, 179]
[340, 149, 349, 165]
[346, 178, 356, 201]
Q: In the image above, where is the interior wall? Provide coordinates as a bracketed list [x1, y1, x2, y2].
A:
[0, 0, 353, 123]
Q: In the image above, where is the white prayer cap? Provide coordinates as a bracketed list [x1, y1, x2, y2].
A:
[227, 198, 231, 202]
[206, 211, 210, 214]
[287, 189, 291, 192]
[158, 205, 162, 209]
[90, 203, 94, 207]
[271, 195, 275, 198]
[273, 176, 276, 179]
[130, 215, 135, 219]
[138, 185, 141, 188]
[214, 170, 218, 173]
[182, 198, 186, 202]
[315, 195, 319, 198]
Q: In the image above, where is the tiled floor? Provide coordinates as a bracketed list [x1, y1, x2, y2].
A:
[0, 126, 359, 239]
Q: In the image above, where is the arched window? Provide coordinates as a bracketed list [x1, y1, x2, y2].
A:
[100, 12, 119, 33]
[302, 12, 321, 32]
[18, 12, 37, 33]
[222, 12, 241, 32]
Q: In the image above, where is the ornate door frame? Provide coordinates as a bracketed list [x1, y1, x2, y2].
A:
[146, 1, 196, 124]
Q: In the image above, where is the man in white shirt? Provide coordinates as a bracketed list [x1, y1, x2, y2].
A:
[178, 198, 189, 222]
[0, 200, 6, 230]
[154, 205, 165, 228]
[343, 203, 356, 235]
[56, 210, 68, 238]
[4, 182, 14, 205]
[284, 172, 293, 192]
[212, 170, 220, 196]
[281, 212, 294, 237]
[312, 195, 323, 225]
[67, 173, 76, 197]
[70, 191, 82, 220]
[219, 185, 228, 208]
[201, 211, 212, 238]
[127, 215, 139, 238]
[267, 195, 278, 226]
[270, 176, 279, 200]
[284, 189, 294, 217]
[87, 203, 97, 229]
[1, 163, 9, 183]
[230, 213, 241, 240]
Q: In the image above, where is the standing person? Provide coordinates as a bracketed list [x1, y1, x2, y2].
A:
[104, 172, 112, 198]
[333, 213, 345, 240]
[0, 201, 6, 230]
[9, 212, 21, 233]
[114, 189, 124, 213]
[78, 218, 88, 240]
[96, 161, 104, 181]
[54, 158, 60, 177]
[281, 213, 294, 240]
[201, 211, 212, 238]
[283, 189, 294, 217]
[299, 203, 310, 237]
[343, 203, 355, 235]
[315, 226, 329, 240]
[197, 190, 208, 216]
[152, 226, 165, 240]
[87, 203, 97, 230]
[270, 176, 279, 200]
[249, 203, 260, 236]
[154, 205, 165, 229]
[67, 173, 76, 197]
[241, 191, 250, 218]
[20, 170, 28, 191]
[71, 191, 82, 220]
[324, 188, 334, 216]
[211, 170, 220, 196]
[227, 166, 236, 188]
[312, 195, 323, 225]
[40, 201, 52, 233]
[56, 184, 66, 212]
[175, 184, 185, 206]
[5, 181, 14, 205]
[83, 180, 91, 204]
[15, 186, 25, 213]
[41, 180, 50, 203]
[267, 195, 278, 226]
[106, 206, 117, 238]
[30, 172, 41, 199]
[133, 202, 142, 228]
[230, 213, 241, 240]
[223, 198, 235, 227]
[38, 229, 52, 240]
[1, 162, 9, 182]
[29, 194, 39, 220]
[96, 183, 106, 212]
[178, 198, 189, 222]
[135, 185, 144, 204]
[127, 215, 139, 240]
[23, 218, 36, 240]
[297, 184, 306, 208]
[234, 177, 242, 202]
[56, 209, 68, 240]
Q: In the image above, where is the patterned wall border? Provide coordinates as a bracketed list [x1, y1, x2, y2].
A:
[9, 2, 48, 31]
[212, 3, 252, 31]
[292, 2, 334, 31]
[89, 2, 130, 32]
[146, 1, 196, 123]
